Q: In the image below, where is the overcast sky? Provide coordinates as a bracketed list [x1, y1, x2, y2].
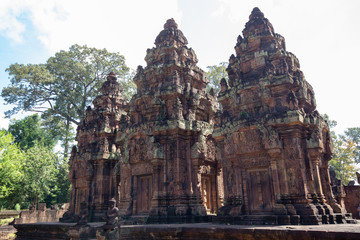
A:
[0, 0, 359, 134]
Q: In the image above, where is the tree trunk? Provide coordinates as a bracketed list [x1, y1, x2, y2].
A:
[35, 188, 38, 209]
[63, 117, 70, 159]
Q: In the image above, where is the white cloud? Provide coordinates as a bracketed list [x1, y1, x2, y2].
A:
[0, 0, 28, 43]
[0, 0, 182, 69]
[210, 0, 283, 24]
[1, 0, 360, 134]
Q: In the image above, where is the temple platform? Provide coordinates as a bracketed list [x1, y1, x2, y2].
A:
[14, 221, 360, 240]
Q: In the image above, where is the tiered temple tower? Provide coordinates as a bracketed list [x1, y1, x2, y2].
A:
[64, 9, 352, 226]
[115, 19, 220, 223]
[68, 72, 128, 221]
[214, 7, 347, 224]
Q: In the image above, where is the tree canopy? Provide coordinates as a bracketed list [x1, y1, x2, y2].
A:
[0, 129, 69, 209]
[2, 44, 133, 125]
[8, 114, 58, 150]
[324, 115, 360, 185]
[206, 62, 228, 95]
[22, 143, 59, 208]
[344, 127, 360, 164]
[2, 44, 136, 158]
[329, 134, 358, 185]
[0, 131, 25, 208]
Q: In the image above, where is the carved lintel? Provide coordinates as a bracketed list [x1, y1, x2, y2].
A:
[151, 158, 163, 174]
[267, 148, 281, 159]
[308, 148, 322, 163]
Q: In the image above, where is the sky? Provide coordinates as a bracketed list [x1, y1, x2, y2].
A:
[0, 0, 359, 134]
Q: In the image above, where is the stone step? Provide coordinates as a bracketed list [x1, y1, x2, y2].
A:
[121, 215, 149, 225]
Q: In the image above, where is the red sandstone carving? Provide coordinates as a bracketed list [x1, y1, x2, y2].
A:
[215, 7, 349, 224]
[63, 9, 353, 225]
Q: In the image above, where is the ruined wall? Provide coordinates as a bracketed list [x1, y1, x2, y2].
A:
[14, 204, 66, 224]
[344, 186, 360, 219]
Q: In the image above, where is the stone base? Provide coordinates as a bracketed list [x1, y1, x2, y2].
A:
[14, 222, 103, 240]
[214, 215, 300, 225]
[122, 214, 210, 225]
[15, 222, 72, 240]
[90, 209, 107, 222]
[13, 221, 360, 240]
[147, 214, 210, 224]
[96, 228, 119, 240]
[146, 202, 208, 224]
[214, 213, 356, 225]
[117, 223, 360, 240]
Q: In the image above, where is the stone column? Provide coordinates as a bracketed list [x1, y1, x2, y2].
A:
[308, 150, 324, 199]
[151, 159, 162, 208]
[216, 165, 224, 209]
[320, 161, 342, 214]
[91, 160, 104, 221]
[268, 148, 289, 217]
[191, 158, 202, 203]
[268, 149, 281, 199]
[95, 161, 104, 209]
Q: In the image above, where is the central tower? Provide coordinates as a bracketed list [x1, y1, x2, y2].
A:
[116, 19, 220, 223]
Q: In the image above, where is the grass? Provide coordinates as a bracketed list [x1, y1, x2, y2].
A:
[0, 217, 15, 226]
[7, 233, 16, 240]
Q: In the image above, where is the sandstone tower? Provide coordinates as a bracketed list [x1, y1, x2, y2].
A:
[116, 18, 220, 223]
[214, 7, 347, 224]
[65, 8, 352, 225]
[68, 72, 128, 221]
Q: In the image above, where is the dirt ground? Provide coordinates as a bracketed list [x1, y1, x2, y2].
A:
[0, 225, 16, 240]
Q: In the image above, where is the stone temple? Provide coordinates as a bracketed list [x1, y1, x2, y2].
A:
[65, 8, 351, 225]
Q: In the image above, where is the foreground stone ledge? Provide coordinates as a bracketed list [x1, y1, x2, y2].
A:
[14, 222, 103, 240]
[119, 223, 360, 240]
[14, 222, 360, 240]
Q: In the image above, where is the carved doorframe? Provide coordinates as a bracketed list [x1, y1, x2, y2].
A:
[245, 167, 274, 214]
[135, 174, 153, 214]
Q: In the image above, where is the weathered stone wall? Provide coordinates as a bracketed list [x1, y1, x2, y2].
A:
[0, 210, 20, 219]
[14, 209, 66, 224]
[344, 186, 360, 219]
[14, 222, 360, 240]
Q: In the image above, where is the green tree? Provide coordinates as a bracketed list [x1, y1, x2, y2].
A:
[323, 114, 359, 184]
[344, 127, 360, 163]
[2, 44, 134, 158]
[322, 113, 338, 131]
[40, 113, 75, 158]
[329, 134, 358, 185]
[22, 144, 59, 207]
[51, 160, 71, 204]
[206, 62, 228, 95]
[1, 114, 71, 208]
[0, 131, 25, 209]
[8, 114, 58, 150]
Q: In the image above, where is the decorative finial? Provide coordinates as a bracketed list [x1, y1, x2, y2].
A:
[249, 7, 264, 20]
[164, 18, 178, 29]
[220, 78, 228, 93]
[107, 72, 117, 81]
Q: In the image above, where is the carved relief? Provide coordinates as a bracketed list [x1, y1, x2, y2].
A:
[66, 9, 349, 225]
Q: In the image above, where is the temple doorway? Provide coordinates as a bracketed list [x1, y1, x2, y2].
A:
[136, 175, 152, 214]
[201, 174, 216, 213]
[246, 169, 273, 213]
